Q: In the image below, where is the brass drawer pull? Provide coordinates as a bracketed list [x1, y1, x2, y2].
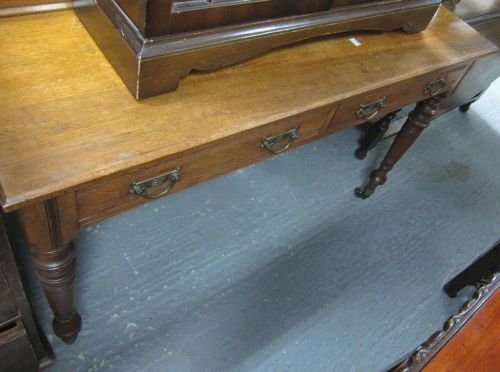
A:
[424, 77, 447, 96]
[356, 97, 386, 121]
[129, 166, 181, 199]
[260, 127, 298, 154]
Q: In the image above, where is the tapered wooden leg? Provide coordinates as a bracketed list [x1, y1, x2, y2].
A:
[459, 102, 473, 113]
[355, 96, 441, 199]
[18, 193, 82, 344]
[355, 110, 401, 160]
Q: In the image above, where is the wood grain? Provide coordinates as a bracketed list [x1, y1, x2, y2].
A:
[424, 286, 500, 372]
[0, 0, 63, 8]
[0, 7, 496, 212]
[0, 0, 72, 18]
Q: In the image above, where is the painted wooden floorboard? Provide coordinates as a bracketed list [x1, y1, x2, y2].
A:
[15, 78, 500, 372]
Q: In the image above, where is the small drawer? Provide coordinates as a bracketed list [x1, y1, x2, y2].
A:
[77, 105, 333, 224]
[0, 320, 39, 372]
[327, 63, 470, 133]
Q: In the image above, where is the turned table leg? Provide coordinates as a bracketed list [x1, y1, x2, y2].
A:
[355, 96, 441, 199]
[17, 193, 82, 344]
[355, 110, 401, 160]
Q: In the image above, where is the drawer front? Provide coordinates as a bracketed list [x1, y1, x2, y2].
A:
[0, 320, 39, 372]
[327, 63, 470, 133]
[77, 105, 333, 225]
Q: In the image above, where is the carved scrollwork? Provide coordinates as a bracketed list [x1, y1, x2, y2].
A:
[390, 273, 500, 372]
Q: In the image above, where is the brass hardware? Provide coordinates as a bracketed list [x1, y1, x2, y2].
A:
[356, 97, 386, 121]
[424, 77, 447, 96]
[129, 166, 181, 199]
[260, 127, 299, 154]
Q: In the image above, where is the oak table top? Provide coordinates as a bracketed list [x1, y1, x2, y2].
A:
[0, 6, 496, 212]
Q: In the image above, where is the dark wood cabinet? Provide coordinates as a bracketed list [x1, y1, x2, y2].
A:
[0, 216, 55, 372]
[117, 0, 338, 36]
[76, 0, 441, 98]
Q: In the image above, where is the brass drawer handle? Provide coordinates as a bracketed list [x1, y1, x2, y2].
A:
[129, 166, 181, 199]
[260, 127, 298, 154]
[424, 77, 447, 96]
[356, 97, 386, 121]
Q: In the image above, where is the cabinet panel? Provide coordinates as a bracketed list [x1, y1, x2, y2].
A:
[168, 0, 333, 33]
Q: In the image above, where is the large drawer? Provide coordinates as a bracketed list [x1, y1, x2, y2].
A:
[0, 320, 39, 372]
[327, 63, 471, 133]
[77, 105, 334, 225]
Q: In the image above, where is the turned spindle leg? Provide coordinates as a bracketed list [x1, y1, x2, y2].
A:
[18, 193, 82, 344]
[355, 96, 441, 199]
[355, 110, 401, 160]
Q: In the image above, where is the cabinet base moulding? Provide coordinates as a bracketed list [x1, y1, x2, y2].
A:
[75, 0, 440, 100]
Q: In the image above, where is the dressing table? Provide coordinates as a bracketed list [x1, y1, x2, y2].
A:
[0, 4, 496, 344]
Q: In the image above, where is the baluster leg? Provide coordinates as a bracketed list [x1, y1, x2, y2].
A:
[18, 193, 82, 344]
[355, 96, 441, 199]
[355, 110, 401, 160]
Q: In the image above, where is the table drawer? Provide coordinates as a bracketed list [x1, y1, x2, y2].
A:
[327, 63, 470, 133]
[0, 320, 39, 372]
[77, 105, 333, 225]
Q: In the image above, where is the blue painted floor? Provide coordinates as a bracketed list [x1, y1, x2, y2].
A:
[16, 78, 500, 371]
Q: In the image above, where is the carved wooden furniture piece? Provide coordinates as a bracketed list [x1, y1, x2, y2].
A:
[17, 196, 82, 345]
[390, 273, 500, 372]
[355, 0, 500, 161]
[0, 0, 72, 17]
[0, 7, 497, 344]
[75, 0, 441, 99]
[444, 239, 500, 298]
[0, 215, 55, 371]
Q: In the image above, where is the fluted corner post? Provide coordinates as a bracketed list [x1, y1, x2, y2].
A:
[17, 193, 82, 344]
[355, 96, 442, 199]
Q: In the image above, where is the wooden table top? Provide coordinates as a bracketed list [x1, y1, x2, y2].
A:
[0, 7, 496, 212]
